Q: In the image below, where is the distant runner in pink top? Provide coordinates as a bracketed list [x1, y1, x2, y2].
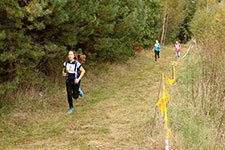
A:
[174, 41, 181, 60]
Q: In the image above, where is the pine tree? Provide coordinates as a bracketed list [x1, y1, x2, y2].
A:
[85, 0, 147, 61]
[0, 0, 147, 96]
[138, 0, 163, 47]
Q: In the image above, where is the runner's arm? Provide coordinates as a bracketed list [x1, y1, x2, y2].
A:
[62, 68, 66, 76]
[77, 66, 85, 81]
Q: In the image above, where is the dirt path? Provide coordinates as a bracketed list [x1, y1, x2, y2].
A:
[2, 45, 186, 150]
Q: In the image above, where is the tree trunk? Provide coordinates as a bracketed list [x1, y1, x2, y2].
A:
[161, 10, 167, 45]
[163, 13, 169, 45]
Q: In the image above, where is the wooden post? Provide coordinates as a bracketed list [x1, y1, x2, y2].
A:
[172, 65, 174, 80]
[150, 74, 162, 136]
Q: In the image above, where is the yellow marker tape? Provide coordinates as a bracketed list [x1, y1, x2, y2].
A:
[156, 74, 171, 140]
[164, 74, 175, 85]
[170, 61, 177, 81]
[170, 61, 178, 66]
[165, 105, 169, 141]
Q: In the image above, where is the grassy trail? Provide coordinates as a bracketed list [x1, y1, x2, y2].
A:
[1, 45, 189, 150]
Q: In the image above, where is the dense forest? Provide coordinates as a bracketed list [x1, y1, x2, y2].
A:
[0, 0, 224, 102]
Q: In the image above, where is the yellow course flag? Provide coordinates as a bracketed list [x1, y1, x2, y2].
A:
[163, 62, 176, 86]
[156, 74, 171, 116]
[156, 89, 170, 140]
[164, 74, 175, 85]
[156, 74, 171, 140]
[173, 65, 176, 81]
[170, 61, 177, 66]
[167, 61, 176, 82]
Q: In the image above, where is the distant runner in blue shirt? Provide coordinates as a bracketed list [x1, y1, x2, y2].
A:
[154, 40, 160, 61]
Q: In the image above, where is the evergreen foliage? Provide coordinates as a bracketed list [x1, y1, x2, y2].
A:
[138, 0, 163, 47]
[0, 0, 147, 96]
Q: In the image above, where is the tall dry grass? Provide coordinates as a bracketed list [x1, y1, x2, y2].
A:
[174, 2, 225, 149]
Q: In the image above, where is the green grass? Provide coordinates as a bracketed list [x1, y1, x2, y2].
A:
[0, 45, 224, 150]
